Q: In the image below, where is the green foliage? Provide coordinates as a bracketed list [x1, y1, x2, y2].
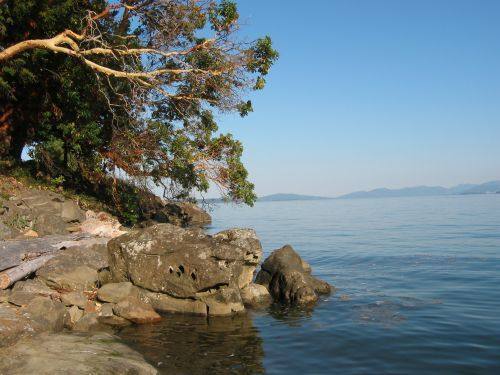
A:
[50, 175, 65, 187]
[209, 0, 239, 32]
[0, 0, 278, 209]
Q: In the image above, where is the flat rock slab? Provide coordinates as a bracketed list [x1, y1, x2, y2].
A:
[0, 332, 158, 374]
[0, 234, 96, 272]
[36, 243, 109, 291]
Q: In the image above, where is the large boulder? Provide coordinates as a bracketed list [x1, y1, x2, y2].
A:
[256, 245, 333, 306]
[0, 332, 158, 374]
[107, 224, 262, 315]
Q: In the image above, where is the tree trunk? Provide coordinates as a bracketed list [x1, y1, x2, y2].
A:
[0, 255, 55, 289]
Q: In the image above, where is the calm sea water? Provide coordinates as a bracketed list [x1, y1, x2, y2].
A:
[119, 195, 500, 374]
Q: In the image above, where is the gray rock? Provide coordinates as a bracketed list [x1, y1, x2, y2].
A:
[0, 289, 10, 303]
[145, 291, 208, 316]
[113, 297, 162, 324]
[97, 303, 131, 327]
[197, 287, 245, 316]
[60, 291, 88, 308]
[98, 268, 112, 286]
[72, 312, 112, 332]
[11, 278, 54, 295]
[108, 224, 262, 299]
[8, 291, 45, 307]
[23, 296, 66, 332]
[97, 282, 139, 303]
[39, 265, 98, 291]
[64, 305, 84, 328]
[240, 283, 272, 307]
[0, 303, 37, 348]
[0, 220, 19, 240]
[255, 245, 333, 306]
[0, 332, 158, 374]
[37, 244, 108, 291]
[151, 201, 212, 227]
[0, 190, 86, 237]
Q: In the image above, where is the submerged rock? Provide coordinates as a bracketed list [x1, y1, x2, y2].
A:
[107, 223, 262, 316]
[0, 332, 158, 374]
[256, 245, 332, 306]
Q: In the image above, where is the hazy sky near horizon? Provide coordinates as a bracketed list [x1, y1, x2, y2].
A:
[211, 0, 500, 197]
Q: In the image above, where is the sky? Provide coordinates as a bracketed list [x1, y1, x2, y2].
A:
[211, 0, 500, 197]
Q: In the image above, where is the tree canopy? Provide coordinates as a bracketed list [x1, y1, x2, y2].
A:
[0, 0, 278, 211]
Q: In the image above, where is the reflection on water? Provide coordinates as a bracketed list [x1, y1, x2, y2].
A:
[118, 313, 265, 374]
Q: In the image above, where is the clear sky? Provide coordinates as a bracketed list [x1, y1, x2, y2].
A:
[212, 0, 500, 197]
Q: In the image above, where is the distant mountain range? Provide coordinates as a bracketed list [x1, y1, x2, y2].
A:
[205, 180, 500, 203]
[256, 181, 500, 202]
[337, 180, 500, 199]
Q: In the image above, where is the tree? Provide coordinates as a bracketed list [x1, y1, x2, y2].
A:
[0, 0, 278, 206]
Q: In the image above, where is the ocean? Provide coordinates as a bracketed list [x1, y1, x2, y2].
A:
[119, 194, 500, 374]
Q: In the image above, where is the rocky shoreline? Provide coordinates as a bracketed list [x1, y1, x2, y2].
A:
[0, 182, 332, 373]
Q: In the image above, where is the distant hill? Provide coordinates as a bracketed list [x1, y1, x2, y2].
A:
[204, 181, 500, 203]
[460, 181, 500, 195]
[337, 181, 500, 199]
[258, 193, 331, 202]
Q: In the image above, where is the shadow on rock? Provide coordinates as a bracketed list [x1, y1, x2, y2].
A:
[118, 312, 264, 374]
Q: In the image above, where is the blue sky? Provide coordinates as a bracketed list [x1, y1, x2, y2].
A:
[212, 0, 500, 197]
